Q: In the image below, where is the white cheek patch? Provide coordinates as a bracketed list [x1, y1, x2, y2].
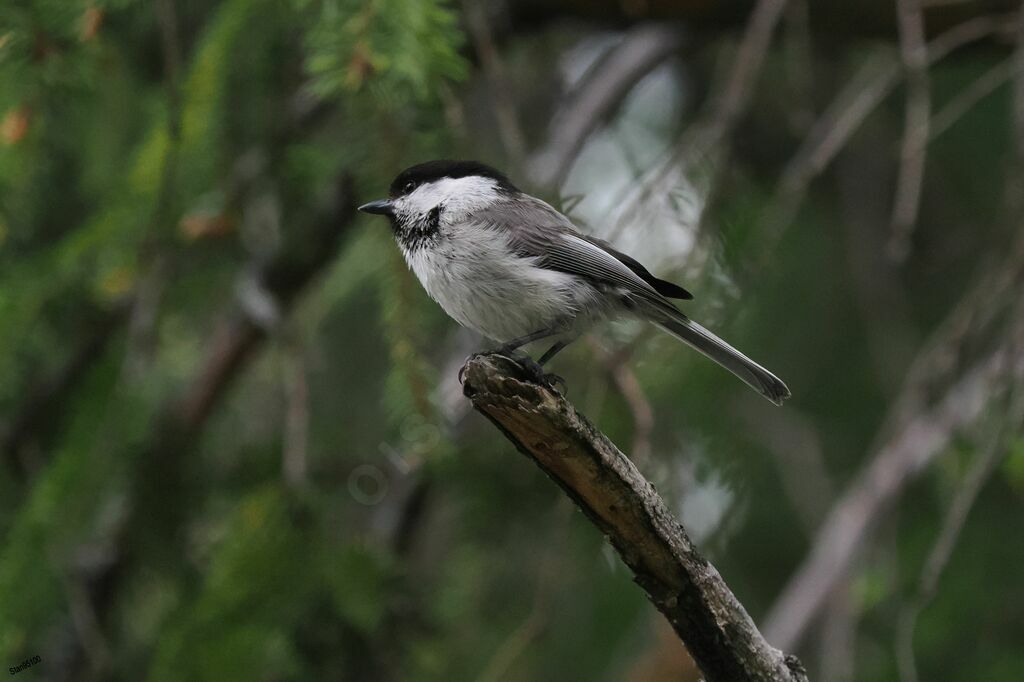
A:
[402, 176, 503, 219]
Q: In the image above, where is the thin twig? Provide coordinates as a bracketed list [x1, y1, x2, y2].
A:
[819, 586, 859, 682]
[680, 0, 793, 144]
[889, 0, 932, 262]
[282, 337, 310, 490]
[1009, 5, 1024, 216]
[125, 0, 184, 376]
[594, 0, 792, 247]
[781, 0, 816, 133]
[590, 339, 654, 465]
[462, 0, 527, 165]
[734, 404, 833, 534]
[528, 24, 684, 188]
[762, 330, 1023, 651]
[758, 13, 1016, 267]
[154, 0, 182, 121]
[476, 608, 545, 682]
[929, 57, 1018, 141]
[886, 185, 1024, 436]
[895, 386, 1024, 682]
[63, 566, 113, 678]
[712, 0, 790, 134]
[686, 0, 792, 236]
[475, 502, 574, 682]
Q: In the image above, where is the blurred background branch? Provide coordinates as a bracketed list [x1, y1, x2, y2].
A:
[763, 237, 1024, 649]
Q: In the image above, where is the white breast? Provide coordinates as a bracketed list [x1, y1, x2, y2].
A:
[402, 223, 594, 342]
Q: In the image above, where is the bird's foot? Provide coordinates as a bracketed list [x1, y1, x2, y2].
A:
[512, 354, 567, 393]
[461, 350, 567, 393]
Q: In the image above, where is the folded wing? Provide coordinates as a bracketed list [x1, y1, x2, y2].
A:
[483, 197, 690, 315]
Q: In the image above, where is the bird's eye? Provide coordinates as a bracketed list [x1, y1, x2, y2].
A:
[404, 181, 416, 193]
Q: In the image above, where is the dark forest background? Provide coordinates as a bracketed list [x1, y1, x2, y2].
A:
[1, 0, 1023, 680]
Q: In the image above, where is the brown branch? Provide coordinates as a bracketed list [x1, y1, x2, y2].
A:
[460, 353, 808, 682]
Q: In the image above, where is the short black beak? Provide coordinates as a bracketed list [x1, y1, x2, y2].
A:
[358, 199, 394, 216]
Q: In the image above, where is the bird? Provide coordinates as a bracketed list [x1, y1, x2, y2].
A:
[359, 160, 790, 405]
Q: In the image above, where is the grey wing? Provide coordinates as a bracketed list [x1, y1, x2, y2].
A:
[581, 235, 693, 300]
[474, 198, 791, 405]
[480, 198, 684, 317]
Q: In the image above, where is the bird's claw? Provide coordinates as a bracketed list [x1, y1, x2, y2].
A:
[539, 371, 567, 394]
[505, 353, 567, 394]
[461, 350, 567, 394]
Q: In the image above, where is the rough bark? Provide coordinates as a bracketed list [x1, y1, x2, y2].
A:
[460, 353, 808, 682]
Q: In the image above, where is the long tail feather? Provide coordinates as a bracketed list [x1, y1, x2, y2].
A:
[653, 314, 791, 405]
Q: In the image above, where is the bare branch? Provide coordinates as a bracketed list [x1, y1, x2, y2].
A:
[818, 587, 859, 682]
[282, 338, 310, 490]
[462, 0, 527, 164]
[460, 354, 808, 682]
[712, 0, 790, 134]
[889, 0, 932, 261]
[758, 12, 1016, 264]
[930, 57, 1018, 140]
[528, 24, 684, 188]
[1008, 4, 1024, 215]
[762, 333, 1023, 650]
[688, 0, 791, 198]
[781, 0, 816, 133]
[571, 0, 790, 243]
[895, 386, 1024, 682]
[591, 339, 654, 465]
[476, 505, 573, 681]
[735, 404, 833, 534]
[765, 224, 1024, 653]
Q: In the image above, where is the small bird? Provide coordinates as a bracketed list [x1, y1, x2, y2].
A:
[359, 160, 790, 405]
